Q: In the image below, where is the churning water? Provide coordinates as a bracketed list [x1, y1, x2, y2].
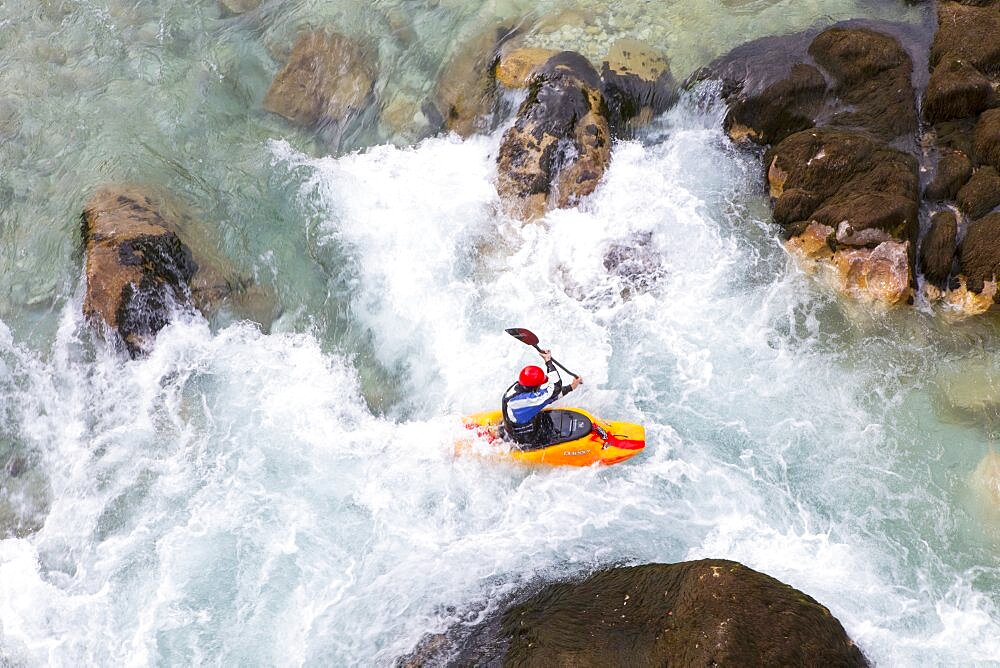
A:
[1, 0, 998, 665]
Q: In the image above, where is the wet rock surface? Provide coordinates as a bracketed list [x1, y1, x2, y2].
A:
[920, 210, 959, 286]
[925, 150, 973, 201]
[406, 559, 868, 667]
[496, 52, 612, 220]
[956, 167, 1000, 219]
[82, 185, 279, 357]
[432, 24, 521, 137]
[766, 128, 919, 240]
[600, 38, 676, 135]
[264, 30, 377, 130]
[83, 186, 199, 357]
[706, 11, 1000, 312]
[958, 212, 1000, 293]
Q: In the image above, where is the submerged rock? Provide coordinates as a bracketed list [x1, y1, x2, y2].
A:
[432, 24, 520, 137]
[496, 52, 611, 220]
[970, 451, 1000, 516]
[495, 47, 560, 89]
[263, 30, 377, 129]
[410, 559, 868, 666]
[603, 231, 666, 300]
[218, 0, 259, 16]
[82, 185, 280, 357]
[0, 443, 50, 539]
[938, 362, 1000, 422]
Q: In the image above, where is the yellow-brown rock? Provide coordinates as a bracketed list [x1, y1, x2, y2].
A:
[83, 186, 280, 357]
[264, 30, 376, 128]
[832, 241, 911, 305]
[601, 39, 676, 134]
[433, 24, 520, 137]
[495, 48, 559, 89]
[83, 186, 199, 357]
[785, 222, 834, 264]
[496, 52, 611, 220]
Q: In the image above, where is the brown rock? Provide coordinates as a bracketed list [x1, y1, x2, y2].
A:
[766, 128, 919, 240]
[496, 52, 611, 220]
[959, 211, 1000, 293]
[725, 64, 827, 145]
[957, 166, 1000, 219]
[931, 1, 1000, 72]
[82, 186, 281, 356]
[437, 560, 868, 667]
[601, 39, 677, 134]
[925, 150, 973, 201]
[495, 48, 559, 89]
[808, 27, 917, 141]
[263, 31, 376, 128]
[923, 59, 994, 124]
[974, 108, 1000, 171]
[433, 24, 519, 137]
[920, 210, 958, 284]
[83, 186, 199, 357]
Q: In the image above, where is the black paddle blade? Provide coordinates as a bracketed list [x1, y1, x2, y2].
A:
[505, 328, 539, 346]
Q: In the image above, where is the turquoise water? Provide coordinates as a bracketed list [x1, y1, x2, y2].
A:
[2, 0, 999, 665]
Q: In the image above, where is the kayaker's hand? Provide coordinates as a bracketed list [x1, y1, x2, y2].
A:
[571, 376, 583, 390]
[539, 349, 552, 362]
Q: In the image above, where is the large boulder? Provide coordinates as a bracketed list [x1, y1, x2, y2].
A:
[496, 52, 612, 220]
[263, 30, 377, 129]
[83, 187, 199, 357]
[414, 560, 868, 666]
[708, 24, 920, 146]
[82, 186, 280, 357]
[766, 128, 919, 241]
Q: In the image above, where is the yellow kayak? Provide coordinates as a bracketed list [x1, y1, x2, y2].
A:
[459, 407, 645, 466]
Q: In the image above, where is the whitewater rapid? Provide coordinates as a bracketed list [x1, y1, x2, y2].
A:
[2, 92, 999, 666]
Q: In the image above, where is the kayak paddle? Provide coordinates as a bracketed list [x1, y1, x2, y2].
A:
[505, 327, 580, 379]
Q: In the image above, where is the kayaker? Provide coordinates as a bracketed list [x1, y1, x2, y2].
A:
[501, 349, 583, 445]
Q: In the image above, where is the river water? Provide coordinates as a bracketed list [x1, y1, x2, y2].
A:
[1, 0, 999, 665]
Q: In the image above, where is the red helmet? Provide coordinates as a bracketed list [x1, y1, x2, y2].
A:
[518, 365, 547, 387]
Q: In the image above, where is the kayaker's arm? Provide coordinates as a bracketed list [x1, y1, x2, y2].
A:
[540, 348, 582, 396]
